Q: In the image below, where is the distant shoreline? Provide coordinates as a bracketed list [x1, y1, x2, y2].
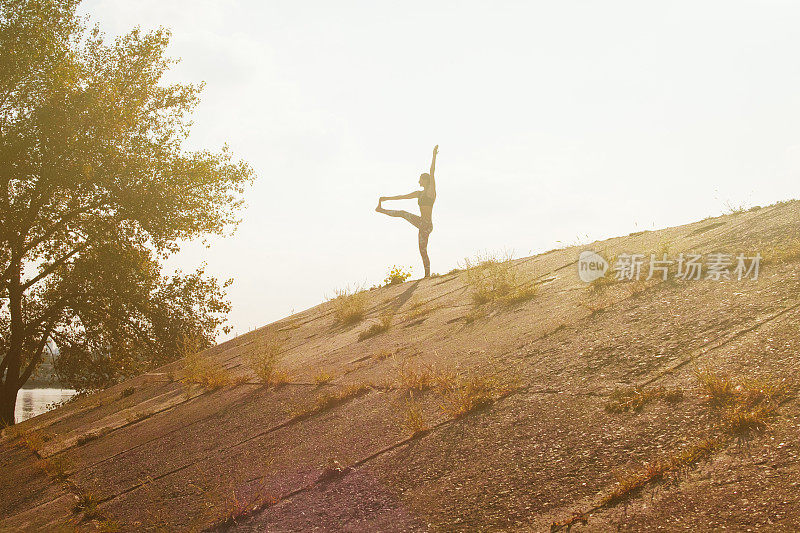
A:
[21, 380, 67, 390]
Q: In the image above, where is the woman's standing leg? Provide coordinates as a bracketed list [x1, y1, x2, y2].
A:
[418, 228, 431, 277]
[376, 201, 431, 277]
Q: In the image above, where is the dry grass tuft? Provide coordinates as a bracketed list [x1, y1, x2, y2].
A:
[96, 518, 123, 532]
[401, 393, 429, 438]
[462, 252, 537, 306]
[762, 237, 800, 265]
[464, 306, 487, 324]
[294, 384, 372, 419]
[405, 297, 436, 321]
[723, 405, 773, 435]
[74, 491, 106, 521]
[558, 371, 791, 528]
[196, 477, 277, 529]
[671, 437, 721, 472]
[587, 252, 618, 292]
[181, 351, 231, 389]
[503, 283, 538, 305]
[695, 367, 791, 435]
[331, 288, 367, 326]
[41, 455, 72, 481]
[736, 376, 793, 407]
[550, 512, 589, 531]
[603, 460, 668, 507]
[18, 430, 46, 453]
[555, 436, 724, 530]
[373, 349, 394, 361]
[314, 369, 335, 386]
[439, 372, 516, 419]
[397, 361, 438, 392]
[219, 489, 253, 526]
[248, 332, 289, 386]
[358, 310, 393, 341]
[694, 367, 736, 407]
[601, 436, 722, 507]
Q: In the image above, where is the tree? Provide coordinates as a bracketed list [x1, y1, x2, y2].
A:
[0, 0, 254, 425]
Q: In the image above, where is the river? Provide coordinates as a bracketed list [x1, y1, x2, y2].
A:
[15, 388, 77, 423]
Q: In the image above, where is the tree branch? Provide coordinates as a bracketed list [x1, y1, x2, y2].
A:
[21, 199, 107, 257]
[19, 319, 56, 385]
[21, 241, 89, 291]
[23, 294, 75, 337]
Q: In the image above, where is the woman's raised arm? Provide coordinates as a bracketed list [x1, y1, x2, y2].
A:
[429, 145, 438, 194]
[381, 191, 421, 201]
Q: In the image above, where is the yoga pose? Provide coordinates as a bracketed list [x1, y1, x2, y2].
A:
[376, 145, 438, 277]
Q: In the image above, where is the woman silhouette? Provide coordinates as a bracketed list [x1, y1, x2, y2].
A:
[376, 145, 438, 278]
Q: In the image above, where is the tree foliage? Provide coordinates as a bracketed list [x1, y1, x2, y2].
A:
[0, 0, 254, 424]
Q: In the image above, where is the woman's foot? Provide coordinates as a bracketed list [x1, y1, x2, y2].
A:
[375, 198, 383, 212]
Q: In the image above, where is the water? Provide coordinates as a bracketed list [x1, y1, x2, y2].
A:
[15, 388, 77, 423]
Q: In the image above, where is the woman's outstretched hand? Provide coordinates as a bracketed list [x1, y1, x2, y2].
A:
[433, 145, 439, 156]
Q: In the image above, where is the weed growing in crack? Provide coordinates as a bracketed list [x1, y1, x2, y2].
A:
[401, 392, 429, 437]
[604, 385, 684, 413]
[439, 372, 516, 419]
[293, 384, 372, 419]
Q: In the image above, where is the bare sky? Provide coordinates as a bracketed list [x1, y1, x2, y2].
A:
[80, 1, 800, 338]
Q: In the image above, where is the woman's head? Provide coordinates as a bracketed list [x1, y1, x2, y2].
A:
[419, 173, 431, 188]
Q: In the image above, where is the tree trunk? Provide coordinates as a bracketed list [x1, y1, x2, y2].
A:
[0, 384, 16, 427]
[2, 259, 24, 427]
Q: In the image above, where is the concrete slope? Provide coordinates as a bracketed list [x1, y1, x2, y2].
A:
[1, 201, 799, 532]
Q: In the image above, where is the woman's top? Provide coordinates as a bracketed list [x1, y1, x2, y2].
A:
[418, 190, 435, 207]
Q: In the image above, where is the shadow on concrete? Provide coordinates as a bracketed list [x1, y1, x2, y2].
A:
[386, 280, 419, 313]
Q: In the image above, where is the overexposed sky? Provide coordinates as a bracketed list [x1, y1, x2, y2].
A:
[80, 0, 800, 338]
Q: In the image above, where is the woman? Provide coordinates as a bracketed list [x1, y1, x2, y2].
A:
[376, 145, 438, 278]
